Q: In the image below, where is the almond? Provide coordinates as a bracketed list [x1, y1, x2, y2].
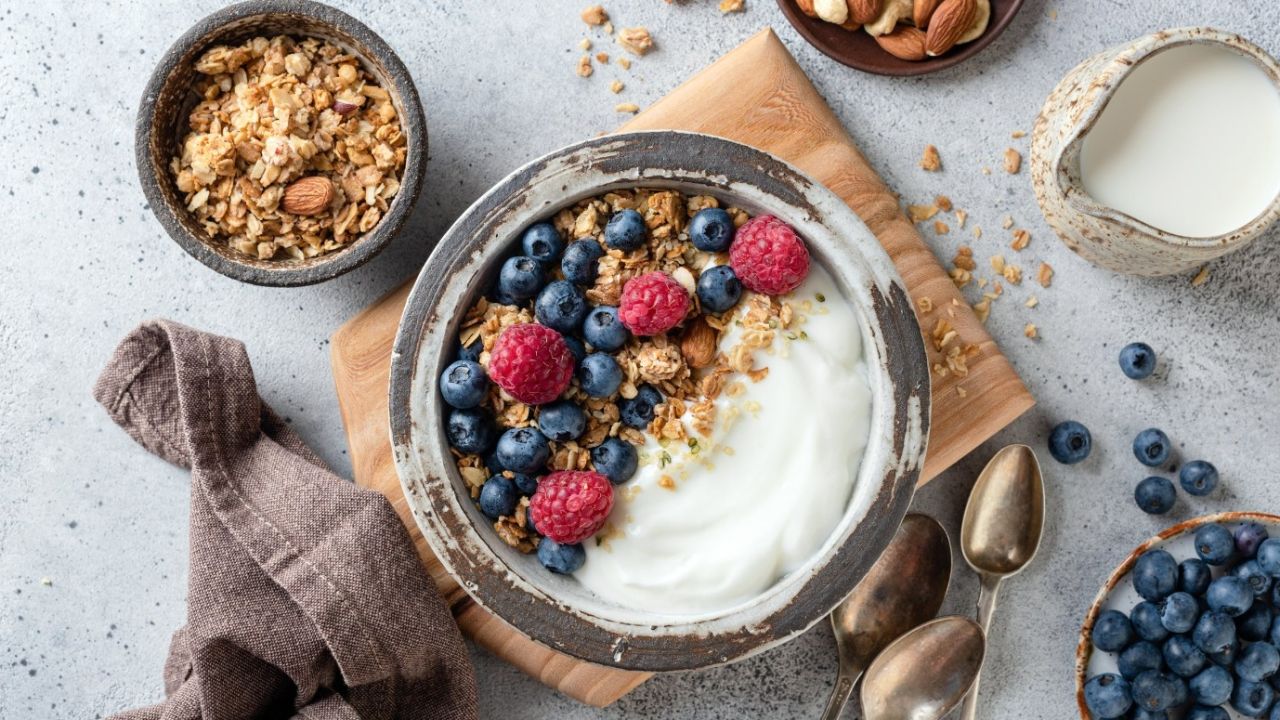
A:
[846, 0, 882, 24]
[795, 0, 818, 17]
[281, 176, 334, 216]
[924, 0, 977, 57]
[913, 0, 942, 28]
[680, 317, 718, 369]
[875, 25, 927, 61]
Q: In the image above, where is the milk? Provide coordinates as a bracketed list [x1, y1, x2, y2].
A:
[1079, 43, 1280, 238]
[574, 264, 873, 616]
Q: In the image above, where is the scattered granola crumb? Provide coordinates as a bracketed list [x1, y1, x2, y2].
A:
[1024, 323, 1038, 339]
[618, 26, 654, 56]
[1003, 264, 1023, 285]
[972, 297, 991, 323]
[580, 38, 593, 51]
[1011, 229, 1031, 251]
[956, 385, 968, 398]
[921, 145, 942, 172]
[1037, 262, 1054, 288]
[977, 278, 989, 289]
[981, 167, 992, 175]
[952, 246, 976, 271]
[576, 55, 593, 77]
[596, 51, 610, 64]
[1025, 295, 1039, 308]
[582, 5, 609, 25]
[658, 475, 676, 490]
[1011, 130, 1027, 139]
[1001, 215, 1014, 230]
[610, 79, 625, 94]
[1191, 265, 1211, 286]
[972, 226, 983, 239]
[1003, 148, 1023, 174]
[935, 195, 953, 212]
[719, 0, 745, 12]
[618, 56, 632, 70]
[989, 254, 1006, 274]
[917, 296, 935, 313]
[955, 209, 968, 229]
[934, 220, 950, 235]
[604, 20, 615, 34]
[908, 203, 939, 223]
[615, 102, 640, 113]
[40, 577, 52, 587]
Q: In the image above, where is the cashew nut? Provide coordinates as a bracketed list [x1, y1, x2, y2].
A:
[864, 0, 912, 37]
[813, 0, 849, 24]
[957, 0, 990, 44]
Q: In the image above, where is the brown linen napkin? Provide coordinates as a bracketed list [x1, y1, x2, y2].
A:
[95, 319, 478, 720]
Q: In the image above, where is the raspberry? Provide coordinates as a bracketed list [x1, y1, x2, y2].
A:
[528, 470, 614, 545]
[729, 215, 810, 295]
[487, 323, 575, 405]
[618, 271, 689, 336]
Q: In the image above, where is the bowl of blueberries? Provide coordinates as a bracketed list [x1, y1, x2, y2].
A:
[1077, 511, 1280, 719]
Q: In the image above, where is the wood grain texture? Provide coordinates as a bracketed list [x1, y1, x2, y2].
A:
[329, 28, 1033, 707]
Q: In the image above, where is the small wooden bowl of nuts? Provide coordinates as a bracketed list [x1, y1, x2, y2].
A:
[776, 0, 1025, 76]
[136, 0, 426, 286]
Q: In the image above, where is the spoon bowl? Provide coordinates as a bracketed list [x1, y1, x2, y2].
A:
[860, 616, 986, 720]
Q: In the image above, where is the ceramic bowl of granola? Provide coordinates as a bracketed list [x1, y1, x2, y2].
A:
[389, 131, 930, 671]
[136, 0, 425, 286]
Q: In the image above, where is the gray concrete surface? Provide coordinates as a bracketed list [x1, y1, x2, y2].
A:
[2, 0, 1278, 717]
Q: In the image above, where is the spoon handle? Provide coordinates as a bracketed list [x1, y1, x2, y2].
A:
[959, 574, 1003, 720]
[818, 668, 861, 720]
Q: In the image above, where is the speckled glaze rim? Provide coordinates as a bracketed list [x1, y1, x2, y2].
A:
[388, 131, 931, 671]
[774, 0, 1025, 77]
[1074, 511, 1280, 718]
[1056, 27, 1280, 248]
[135, 0, 427, 287]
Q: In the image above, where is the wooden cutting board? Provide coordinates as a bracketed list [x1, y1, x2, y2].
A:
[330, 28, 1034, 707]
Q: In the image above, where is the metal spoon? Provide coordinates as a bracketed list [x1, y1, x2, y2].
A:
[957, 444, 1046, 720]
[819, 513, 952, 720]
[860, 616, 986, 720]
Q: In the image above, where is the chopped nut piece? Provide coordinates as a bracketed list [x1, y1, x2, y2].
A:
[604, 21, 615, 34]
[920, 144, 942, 172]
[917, 296, 935, 313]
[1191, 265, 1211, 286]
[618, 57, 632, 70]
[908, 203, 939, 223]
[1024, 323, 1038, 339]
[972, 226, 983, 239]
[1003, 264, 1023, 285]
[576, 55, 593, 77]
[1011, 130, 1027, 139]
[935, 195, 953, 212]
[1003, 148, 1023, 174]
[579, 38, 593, 50]
[934, 220, 950, 235]
[1002, 215, 1014, 230]
[596, 52, 610, 64]
[615, 102, 640, 113]
[956, 385, 968, 398]
[610, 79, 625, 93]
[1010, 229, 1031, 251]
[952, 246, 976, 271]
[618, 27, 654, 55]
[1037, 262, 1054, 287]
[989, 255, 1005, 273]
[581, 5, 609, 25]
[955, 209, 968, 228]
[719, 0, 745, 11]
[972, 297, 991, 323]
[1025, 295, 1038, 308]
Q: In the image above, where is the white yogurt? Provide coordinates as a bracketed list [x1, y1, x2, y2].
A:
[575, 264, 872, 616]
[1080, 43, 1280, 238]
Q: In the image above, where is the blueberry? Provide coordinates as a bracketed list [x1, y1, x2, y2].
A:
[1132, 670, 1182, 712]
[562, 335, 586, 363]
[1260, 539, 1280, 577]
[1190, 664, 1234, 706]
[1048, 420, 1092, 464]
[1192, 607, 1233, 653]
[1270, 615, 1280, 647]
[1132, 601, 1171, 642]
[439, 359, 489, 409]
[1119, 342, 1158, 379]
[496, 256, 545, 303]
[591, 438, 638, 484]
[1241, 603, 1275, 642]
[578, 352, 623, 397]
[696, 265, 743, 313]
[1207, 576, 1254, 617]
[1180, 460, 1219, 496]
[536, 538, 586, 574]
[619, 384, 663, 430]
[538, 401, 587, 442]
[1165, 634, 1208, 677]
[484, 450, 504, 474]
[561, 239, 604, 286]
[535, 280, 589, 333]
[447, 408, 496, 454]
[1134, 428, 1172, 467]
[582, 306, 630, 352]
[1238, 643, 1280, 683]
[1238, 523, 1271, 559]
[521, 222, 564, 265]
[688, 208, 735, 252]
[1186, 707, 1230, 720]
[1094, 609, 1136, 652]
[1196, 523, 1236, 566]
[478, 475, 519, 519]
[1135, 476, 1177, 515]
[1130, 710, 1169, 720]
[1237, 560, 1275, 597]
[1119, 641, 1165, 679]
[495, 427, 551, 474]
[604, 208, 646, 251]
[1160, 592, 1200, 634]
[1180, 559, 1213, 595]
[510, 473, 539, 495]
[1232, 679, 1276, 717]
[1134, 549, 1179, 601]
[1209, 639, 1240, 668]
[458, 338, 483, 363]
[1084, 673, 1133, 719]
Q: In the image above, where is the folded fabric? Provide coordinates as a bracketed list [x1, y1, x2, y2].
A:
[95, 319, 477, 720]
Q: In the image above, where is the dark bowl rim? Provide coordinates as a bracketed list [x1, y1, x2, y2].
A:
[775, 0, 1026, 77]
[134, 0, 427, 287]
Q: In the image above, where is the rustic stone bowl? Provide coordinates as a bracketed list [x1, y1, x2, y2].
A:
[775, 0, 1025, 77]
[1075, 511, 1280, 718]
[388, 131, 931, 671]
[135, 0, 426, 286]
